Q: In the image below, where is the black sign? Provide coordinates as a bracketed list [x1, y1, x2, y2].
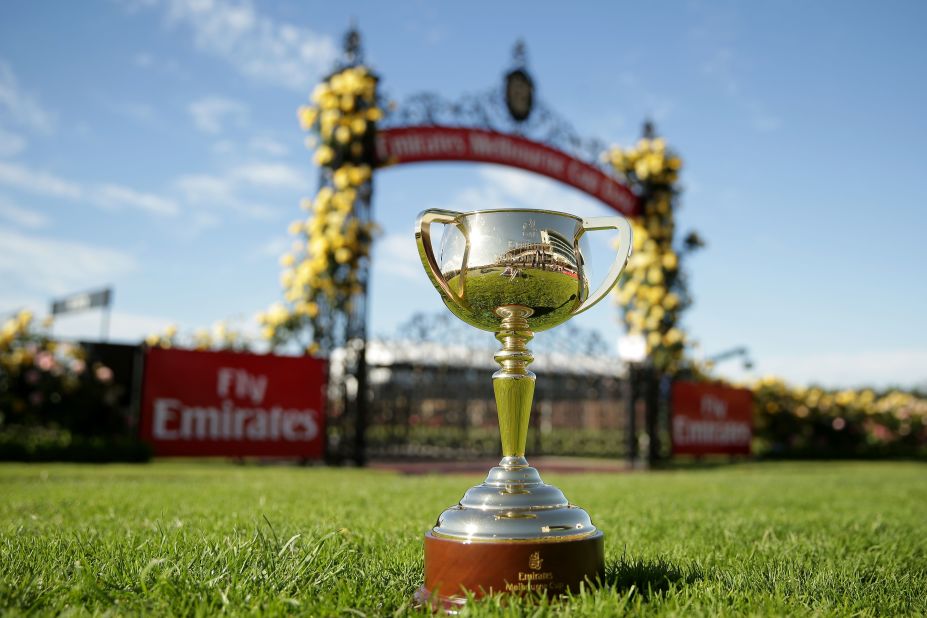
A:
[505, 68, 534, 122]
[51, 288, 112, 316]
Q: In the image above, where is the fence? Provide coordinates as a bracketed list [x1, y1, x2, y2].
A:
[328, 313, 633, 461]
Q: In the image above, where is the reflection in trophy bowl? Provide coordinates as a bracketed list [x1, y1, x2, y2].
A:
[428, 209, 594, 332]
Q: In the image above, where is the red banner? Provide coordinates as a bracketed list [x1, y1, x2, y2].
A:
[375, 126, 640, 217]
[671, 381, 753, 456]
[139, 348, 326, 458]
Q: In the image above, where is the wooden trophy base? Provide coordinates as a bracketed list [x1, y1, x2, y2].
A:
[414, 530, 604, 610]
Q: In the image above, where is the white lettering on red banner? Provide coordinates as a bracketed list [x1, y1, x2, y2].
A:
[671, 381, 753, 456]
[375, 126, 640, 217]
[140, 348, 326, 458]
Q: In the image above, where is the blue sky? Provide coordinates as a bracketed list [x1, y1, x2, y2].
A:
[1, 1, 925, 388]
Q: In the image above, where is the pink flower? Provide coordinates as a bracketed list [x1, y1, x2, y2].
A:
[35, 351, 55, 371]
[95, 365, 114, 383]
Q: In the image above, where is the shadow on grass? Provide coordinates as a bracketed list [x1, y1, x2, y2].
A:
[603, 554, 703, 598]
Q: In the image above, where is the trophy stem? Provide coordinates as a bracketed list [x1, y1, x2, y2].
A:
[493, 305, 536, 462]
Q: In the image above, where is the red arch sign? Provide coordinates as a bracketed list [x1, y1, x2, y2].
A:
[374, 126, 640, 217]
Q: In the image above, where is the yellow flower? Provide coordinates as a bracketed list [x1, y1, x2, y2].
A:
[664, 328, 682, 345]
[334, 247, 353, 264]
[287, 221, 303, 236]
[316, 186, 333, 205]
[333, 168, 350, 190]
[662, 252, 678, 270]
[319, 109, 339, 134]
[315, 145, 334, 166]
[366, 107, 383, 122]
[318, 92, 338, 110]
[331, 190, 355, 212]
[164, 324, 178, 339]
[310, 83, 329, 103]
[350, 117, 367, 135]
[297, 105, 318, 130]
[17, 310, 33, 329]
[297, 301, 319, 318]
[339, 95, 355, 112]
[348, 164, 371, 186]
[334, 125, 351, 144]
[266, 302, 289, 327]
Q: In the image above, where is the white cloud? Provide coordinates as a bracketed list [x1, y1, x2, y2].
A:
[92, 183, 179, 216]
[721, 349, 927, 390]
[211, 139, 235, 155]
[131, 50, 190, 79]
[0, 127, 26, 157]
[188, 96, 247, 134]
[0, 195, 49, 228]
[254, 234, 291, 259]
[134, 52, 155, 68]
[174, 173, 231, 202]
[211, 135, 291, 158]
[134, 0, 337, 91]
[249, 135, 288, 156]
[0, 160, 83, 199]
[174, 170, 279, 219]
[0, 59, 55, 133]
[0, 228, 136, 296]
[0, 161, 179, 217]
[230, 162, 307, 190]
[0, 154, 300, 229]
[616, 71, 675, 124]
[701, 48, 782, 133]
[51, 309, 175, 344]
[374, 233, 422, 280]
[108, 100, 158, 124]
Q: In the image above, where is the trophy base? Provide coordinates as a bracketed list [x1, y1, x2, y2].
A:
[415, 530, 604, 611]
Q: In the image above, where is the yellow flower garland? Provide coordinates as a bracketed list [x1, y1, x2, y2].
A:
[608, 137, 687, 373]
[259, 65, 380, 353]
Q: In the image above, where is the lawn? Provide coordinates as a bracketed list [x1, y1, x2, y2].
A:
[1, 461, 926, 616]
[446, 268, 583, 331]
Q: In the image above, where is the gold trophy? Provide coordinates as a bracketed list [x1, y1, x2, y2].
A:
[413, 208, 632, 608]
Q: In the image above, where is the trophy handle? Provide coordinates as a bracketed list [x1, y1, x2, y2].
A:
[572, 215, 633, 316]
[415, 209, 466, 309]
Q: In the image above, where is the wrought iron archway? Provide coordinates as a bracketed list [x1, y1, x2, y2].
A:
[308, 29, 676, 465]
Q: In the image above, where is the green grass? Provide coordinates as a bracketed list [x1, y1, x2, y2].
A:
[1, 461, 926, 616]
[447, 268, 582, 331]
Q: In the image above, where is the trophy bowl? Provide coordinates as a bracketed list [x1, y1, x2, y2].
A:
[413, 207, 632, 609]
[417, 208, 631, 333]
